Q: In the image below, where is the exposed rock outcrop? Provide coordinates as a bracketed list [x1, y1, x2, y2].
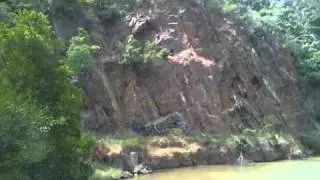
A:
[78, 0, 317, 135]
[50, 0, 318, 171]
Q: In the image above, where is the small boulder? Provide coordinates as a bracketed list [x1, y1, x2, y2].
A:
[139, 167, 152, 175]
[120, 171, 133, 179]
[288, 149, 304, 160]
[133, 164, 145, 174]
[133, 164, 152, 175]
[127, 13, 155, 35]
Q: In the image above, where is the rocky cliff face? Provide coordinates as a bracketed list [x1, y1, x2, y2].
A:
[55, 0, 316, 134]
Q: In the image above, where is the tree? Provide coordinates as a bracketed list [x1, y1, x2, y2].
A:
[66, 28, 100, 74]
[0, 10, 93, 180]
[0, 81, 53, 179]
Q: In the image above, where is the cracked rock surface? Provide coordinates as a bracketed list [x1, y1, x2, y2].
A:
[77, 0, 316, 134]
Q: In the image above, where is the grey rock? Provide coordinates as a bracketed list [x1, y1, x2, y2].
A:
[133, 164, 152, 174]
[139, 167, 152, 175]
[127, 13, 154, 35]
[288, 149, 304, 160]
[144, 112, 188, 135]
[120, 171, 133, 179]
[133, 164, 145, 174]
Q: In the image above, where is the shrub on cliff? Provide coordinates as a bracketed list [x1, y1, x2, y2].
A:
[123, 35, 143, 64]
[122, 35, 168, 65]
[144, 41, 168, 61]
[66, 28, 100, 74]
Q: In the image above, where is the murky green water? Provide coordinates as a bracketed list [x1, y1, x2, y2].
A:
[134, 157, 320, 180]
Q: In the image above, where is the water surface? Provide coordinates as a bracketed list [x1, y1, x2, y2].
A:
[134, 157, 320, 180]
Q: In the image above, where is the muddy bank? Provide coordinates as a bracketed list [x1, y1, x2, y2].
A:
[94, 131, 308, 172]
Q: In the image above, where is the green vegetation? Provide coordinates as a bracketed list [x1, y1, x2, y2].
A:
[199, 0, 221, 9]
[191, 129, 293, 153]
[1, 0, 144, 22]
[299, 132, 320, 155]
[66, 28, 100, 74]
[222, 0, 320, 86]
[1, 0, 320, 178]
[143, 40, 168, 62]
[122, 35, 168, 65]
[79, 0, 145, 24]
[121, 137, 145, 150]
[219, 0, 320, 150]
[0, 10, 94, 179]
[170, 128, 186, 137]
[89, 165, 122, 180]
[123, 35, 143, 64]
[80, 0, 143, 14]
[100, 131, 145, 150]
[0, 0, 79, 16]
